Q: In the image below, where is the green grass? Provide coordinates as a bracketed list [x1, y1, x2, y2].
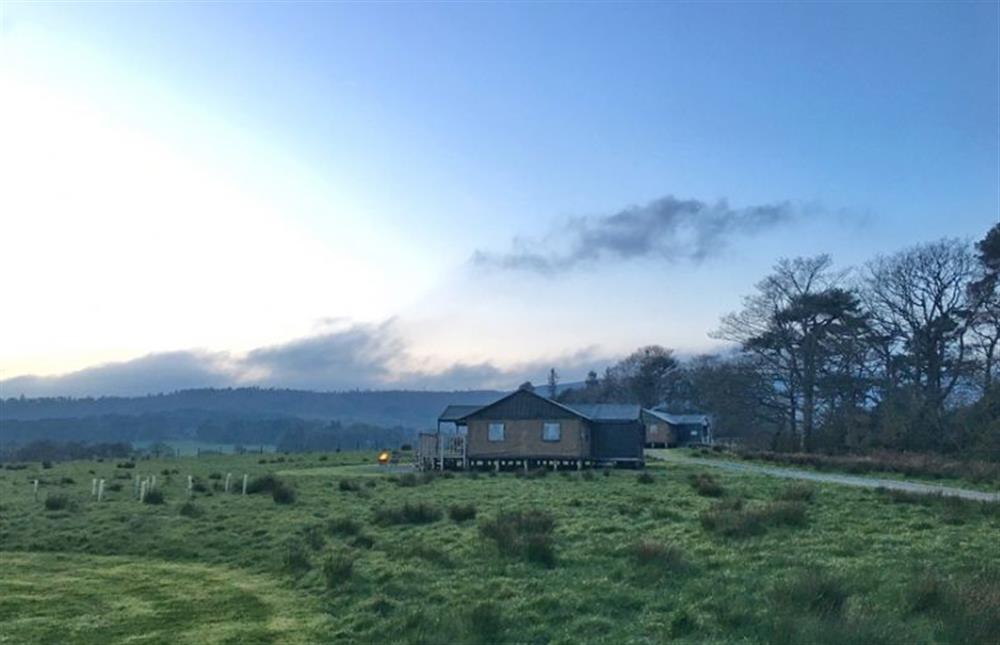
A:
[0, 450, 998, 644]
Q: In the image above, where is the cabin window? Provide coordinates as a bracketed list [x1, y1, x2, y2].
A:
[542, 422, 561, 442]
[488, 423, 505, 442]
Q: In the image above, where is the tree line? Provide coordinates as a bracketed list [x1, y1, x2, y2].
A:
[556, 224, 999, 459]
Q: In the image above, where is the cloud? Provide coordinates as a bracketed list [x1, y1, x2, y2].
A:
[0, 323, 612, 397]
[473, 195, 795, 273]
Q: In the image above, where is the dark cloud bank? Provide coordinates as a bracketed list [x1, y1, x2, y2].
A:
[473, 194, 795, 273]
[1, 322, 609, 398]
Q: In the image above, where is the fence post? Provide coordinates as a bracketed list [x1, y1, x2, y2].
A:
[187, 475, 194, 498]
[225, 473, 232, 493]
[92, 478, 98, 497]
[242, 474, 248, 496]
[150, 475, 157, 492]
[97, 479, 105, 502]
[33, 479, 39, 501]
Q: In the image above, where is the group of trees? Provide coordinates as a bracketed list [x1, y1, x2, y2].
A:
[556, 224, 999, 459]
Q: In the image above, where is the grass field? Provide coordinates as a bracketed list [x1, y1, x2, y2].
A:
[1, 451, 998, 644]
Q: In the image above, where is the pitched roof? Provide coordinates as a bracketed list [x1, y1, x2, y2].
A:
[644, 409, 710, 425]
[565, 403, 641, 421]
[438, 404, 485, 422]
[454, 388, 591, 422]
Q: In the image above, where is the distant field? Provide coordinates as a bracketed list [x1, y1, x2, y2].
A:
[131, 440, 277, 456]
[1, 451, 998, 644]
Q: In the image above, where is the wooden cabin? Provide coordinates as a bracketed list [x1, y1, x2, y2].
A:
[420, 389, 645, 470]
[642, 409, 712, 447]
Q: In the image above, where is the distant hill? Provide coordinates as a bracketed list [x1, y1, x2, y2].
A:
[0, 388, 507, 449]
[1, 387, 505, 428]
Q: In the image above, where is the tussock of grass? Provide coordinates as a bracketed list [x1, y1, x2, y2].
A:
[463, 602, 504, 644]
[178, 501, 202, 518]
[777, 570, 849, 617]
[480, 509, 556, 567]
[700, 499, 807, 537]
[338, 479, 361, 492]
[321, 553, 353, 589]
[373, 502, 441, 525]
[636, 472, 655, 484]
[448, 503, 477, 522]
[143, 489, 165, 505]
[630, 540, 690, 577]
[777, 483, 816, 503]
[326, 517, 362, 536]
[690, 472, 725, 497]
[43, 494, 72, 511]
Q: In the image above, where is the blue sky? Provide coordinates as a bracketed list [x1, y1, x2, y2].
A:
[1, 2, 997, 395]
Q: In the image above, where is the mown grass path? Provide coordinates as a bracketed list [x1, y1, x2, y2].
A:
[0, 552, 331, 644]
[651, 450, 1000, 502]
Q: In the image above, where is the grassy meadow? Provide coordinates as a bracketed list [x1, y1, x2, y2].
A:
[1, 451, 998, 644]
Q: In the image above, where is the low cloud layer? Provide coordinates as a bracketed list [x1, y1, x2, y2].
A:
[0, 322, 610, 398]
[473, 195, 794, 273]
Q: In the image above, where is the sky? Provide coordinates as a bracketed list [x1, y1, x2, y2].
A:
[0, 2, 997, 396]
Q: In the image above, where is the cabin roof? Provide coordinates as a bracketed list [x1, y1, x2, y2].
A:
[644, 409, 710, 425]
[438, 404, 485, 423]
[565, 403, 641, 421]
[455, 388, 590, 422]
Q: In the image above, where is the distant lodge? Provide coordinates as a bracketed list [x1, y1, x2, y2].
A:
[417, 388, 710, 471]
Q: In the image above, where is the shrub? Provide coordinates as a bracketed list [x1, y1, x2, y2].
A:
[272, 482, 296, 504]
[374, 502, 442, 525]
[321, 554, 353, 588]
[777, 483, 816, 503]
[178, 501, 203, 518]
[689, 473, 724, 497]
[116, 461, 135, 469]
[282, 540, 310, 574]
[160, 469, 171, 476]
[637, 472, 655, 484]
[581, 470, 595, 481]
[631, 540, 689, 576]
[338, 479, 361, 492]
[44, 494, 71, 511]
[246, 474, 281, 494]
[480, 509, 556, 567]
[41, 461, 53, 469]
[351, 534, 375, 549]
[106, 482, 123, 492]
[448, 504, 477, 522]
[327, 516, 362, 536]
[208, 472, 223, 480]
[907, 574, 947, 613]
[59, 477, 75, 485]
[191, 480, 208, 493]
[318, 455, 328, 461]
[143, 489, 165, 505]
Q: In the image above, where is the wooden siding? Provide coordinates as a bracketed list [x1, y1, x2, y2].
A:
[466, 418, 589, 459]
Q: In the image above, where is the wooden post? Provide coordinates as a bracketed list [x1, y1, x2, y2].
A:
[97, 479, 105, 502]
[91, 478, 98, 497]
[187, 475, 194, 498]
[134, 474, 140, 498]
[140, 480, 147, 503]
[494, 460, 500, 474]
[150, 475, 157, 491]
[225, 473, 232, 493]
[577, 459, 582, 471]
[552, 461, 558, 472]
[242, 474, 248, 496]
[33, 479, 39, 501]
[524, 459, 529, 473]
